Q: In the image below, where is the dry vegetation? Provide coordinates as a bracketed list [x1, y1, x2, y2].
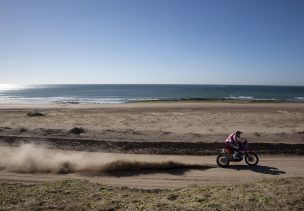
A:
[0, 177, 303, 210]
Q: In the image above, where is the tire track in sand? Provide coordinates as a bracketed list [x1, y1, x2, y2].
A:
[0, 146, 303, 189]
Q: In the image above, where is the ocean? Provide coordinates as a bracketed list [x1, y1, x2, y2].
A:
[0, 84, 303, 104]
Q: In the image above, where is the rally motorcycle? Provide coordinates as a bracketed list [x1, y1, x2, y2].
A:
[216, 139, 259, 167]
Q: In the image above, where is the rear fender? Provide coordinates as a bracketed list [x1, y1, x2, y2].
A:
[246, 148, 256, 153]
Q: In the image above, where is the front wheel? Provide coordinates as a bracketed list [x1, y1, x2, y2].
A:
[245, 152, 259, 166]
[216, 154, 230, 167]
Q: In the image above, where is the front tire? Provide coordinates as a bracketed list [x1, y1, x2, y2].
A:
[216, 154, 230, 167]
[245, 152, 259, 166]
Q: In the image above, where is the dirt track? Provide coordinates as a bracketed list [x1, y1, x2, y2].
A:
[0, 148, 303, 189]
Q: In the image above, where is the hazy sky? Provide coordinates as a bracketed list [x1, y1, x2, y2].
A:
[0, 0, 303, 85]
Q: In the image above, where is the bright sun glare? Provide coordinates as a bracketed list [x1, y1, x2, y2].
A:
[0, 84, 26, 91]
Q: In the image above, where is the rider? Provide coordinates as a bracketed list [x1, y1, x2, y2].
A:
[225, 131, 242, 159]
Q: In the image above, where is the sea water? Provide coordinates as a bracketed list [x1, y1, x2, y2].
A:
[0, 84, 303, 104]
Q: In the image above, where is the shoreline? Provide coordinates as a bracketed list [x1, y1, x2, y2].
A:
[0, 97, 304, 106]
[0, 100, 304, 109]
[132, 97, 304, 103]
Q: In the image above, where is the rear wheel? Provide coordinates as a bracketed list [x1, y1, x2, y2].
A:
[245, 152, 259, 166]
[216, 154, 230, 167]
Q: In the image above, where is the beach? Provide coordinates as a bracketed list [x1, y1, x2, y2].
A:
[0, 101, 303, 156]
[0, 101, 303, 142]
[0, 87, 304, 209]
[0, 102, 303, 190]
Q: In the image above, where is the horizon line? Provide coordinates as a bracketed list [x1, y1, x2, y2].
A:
[0, 83, 304, 87]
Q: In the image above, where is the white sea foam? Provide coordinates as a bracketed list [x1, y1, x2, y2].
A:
[0, 96, 131, 104]
[224, 95, 283, 101]
[225, 95, 254, 100]
[294, 97, 304, 101]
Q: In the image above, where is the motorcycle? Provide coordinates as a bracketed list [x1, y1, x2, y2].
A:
[216, 139, 259, 167]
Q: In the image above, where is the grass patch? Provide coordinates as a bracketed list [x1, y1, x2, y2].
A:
[0, 177, 303, 210]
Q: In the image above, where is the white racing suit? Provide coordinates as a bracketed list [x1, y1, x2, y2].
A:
[225, 133, 240, 159]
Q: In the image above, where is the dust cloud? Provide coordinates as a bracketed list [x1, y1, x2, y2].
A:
[0, 144, 208, 174]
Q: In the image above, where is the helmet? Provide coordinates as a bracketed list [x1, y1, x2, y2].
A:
[236, 131, 242, 137]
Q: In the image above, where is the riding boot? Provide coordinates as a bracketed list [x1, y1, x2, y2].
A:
[232, 151, 238, 160]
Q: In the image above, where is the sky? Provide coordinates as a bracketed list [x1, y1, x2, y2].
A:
[0, 0, 303, 85]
